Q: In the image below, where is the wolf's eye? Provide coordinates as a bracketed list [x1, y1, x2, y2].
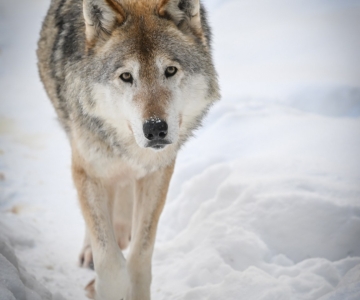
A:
[165, 66, 177, 78]
[120, 72, 133, 84]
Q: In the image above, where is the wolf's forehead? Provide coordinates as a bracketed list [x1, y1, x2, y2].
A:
[123, 0, 170, 16]
[98, 13, 205, 79]
[107, 20, 178, 63]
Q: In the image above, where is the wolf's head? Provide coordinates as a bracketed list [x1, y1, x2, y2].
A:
[80, 0, 219, 151]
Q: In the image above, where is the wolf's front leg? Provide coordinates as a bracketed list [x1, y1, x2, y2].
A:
[72, 161, 129, 300]
[127, 162, 175, 300]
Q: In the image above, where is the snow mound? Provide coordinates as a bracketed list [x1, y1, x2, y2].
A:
[0, 216, 65, 300]
[154, 154, 360, 299]
[154, 95, 360, 299]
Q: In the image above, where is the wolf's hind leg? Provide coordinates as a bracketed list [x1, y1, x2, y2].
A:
[79, 227, 94, 269]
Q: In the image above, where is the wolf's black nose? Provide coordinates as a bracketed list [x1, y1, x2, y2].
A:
[143, 119, 168, 140]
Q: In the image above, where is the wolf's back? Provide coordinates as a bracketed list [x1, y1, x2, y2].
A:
[37, 0, 85, 133]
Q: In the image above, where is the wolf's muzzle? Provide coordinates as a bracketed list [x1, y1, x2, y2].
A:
[143, 119, 168, 140]
[143, 119, 171, 149]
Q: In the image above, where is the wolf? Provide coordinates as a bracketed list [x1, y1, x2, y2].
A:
[37, 0, 219, 299]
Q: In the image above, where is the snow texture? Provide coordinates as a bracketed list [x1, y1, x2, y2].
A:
[1, 0, 360, 299]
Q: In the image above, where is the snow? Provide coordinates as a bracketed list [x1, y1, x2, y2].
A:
[0, 0, 360, 299]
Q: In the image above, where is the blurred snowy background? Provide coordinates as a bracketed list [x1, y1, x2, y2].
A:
[1, 0, 360, 299]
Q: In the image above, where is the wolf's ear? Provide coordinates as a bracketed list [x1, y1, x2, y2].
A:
[83, 0, 126, 45]
[158, 0, 202, 31]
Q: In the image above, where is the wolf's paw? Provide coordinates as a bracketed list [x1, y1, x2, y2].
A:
[79, 244, 94, 270]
